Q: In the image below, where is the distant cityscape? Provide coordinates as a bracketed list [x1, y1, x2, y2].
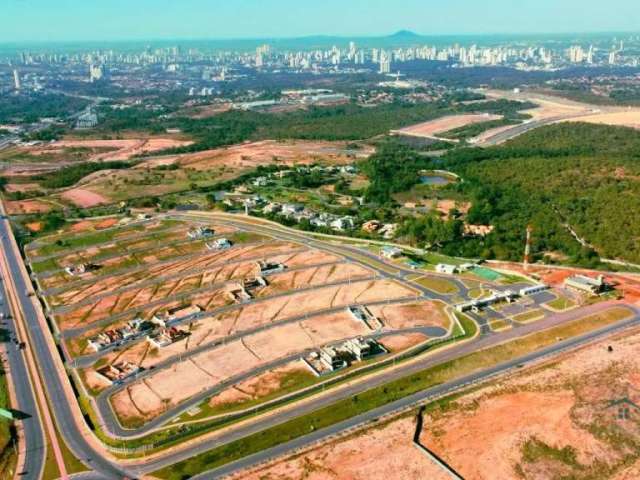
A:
[2, 33, 640, 97]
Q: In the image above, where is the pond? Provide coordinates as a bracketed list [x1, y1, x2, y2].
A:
[419, 175, 452, 185]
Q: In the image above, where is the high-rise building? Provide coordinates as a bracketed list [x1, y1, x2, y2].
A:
[379, 51, 391, 74]
[89, 64, 103, 82]
[13, 69, 21, 90]
[609, 50, 617, 65]
[255, 53, 264, 68]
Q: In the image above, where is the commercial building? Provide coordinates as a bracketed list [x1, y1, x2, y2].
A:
[436, 264, 458, 275]
[564, 274, 607, 295]
[519, 284, 549, 296]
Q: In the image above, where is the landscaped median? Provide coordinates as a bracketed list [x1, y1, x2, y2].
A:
[150, 306, 634, 479]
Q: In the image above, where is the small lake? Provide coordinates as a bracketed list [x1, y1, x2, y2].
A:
[420, 175, 451, 185]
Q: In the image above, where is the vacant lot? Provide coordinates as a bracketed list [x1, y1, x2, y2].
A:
[394, 114, 501, 138]
[32, 138, 193, 162]
[136, 140, 373, 171]
[234, 416, 449, 480]
[239, 314, 640, 480]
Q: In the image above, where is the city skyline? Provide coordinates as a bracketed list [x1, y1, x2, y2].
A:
[2, 0, 640, 43]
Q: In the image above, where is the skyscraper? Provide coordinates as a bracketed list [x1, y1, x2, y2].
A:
[13, 69, 21, 90]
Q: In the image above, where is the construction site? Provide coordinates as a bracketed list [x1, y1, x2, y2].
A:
[20, 210, 630, 451]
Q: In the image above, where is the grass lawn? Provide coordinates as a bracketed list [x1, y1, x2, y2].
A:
[151, 307, 632, 479]
[513, 309, 546, 323]
[489, 319, 512, 332]
[0, 367, 17, 479]
[413, 276, 459, 294]
[546, 296, 577, 311]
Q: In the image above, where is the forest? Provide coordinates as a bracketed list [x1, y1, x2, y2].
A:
[439, 123, 640, 264]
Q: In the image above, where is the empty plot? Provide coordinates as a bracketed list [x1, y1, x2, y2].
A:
[369, 301, 451, 330]
[395, 114, 501, 138]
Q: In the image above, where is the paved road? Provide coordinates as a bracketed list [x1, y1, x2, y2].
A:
[4, 207, 636, 480]
[128, 301, 640, 478]
[477, 113, 595, 146]
[188, 311, 640, 479]
[0, 212, 134, 479]
[0, 274, 46, 479]
[97, 320, 447, 439]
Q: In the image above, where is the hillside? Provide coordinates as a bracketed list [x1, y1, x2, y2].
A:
[441, 123, 640, 264]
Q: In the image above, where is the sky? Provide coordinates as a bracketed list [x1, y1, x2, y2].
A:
[2, 0, 639, 43]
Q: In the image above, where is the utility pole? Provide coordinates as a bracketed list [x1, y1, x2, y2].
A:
[523, 225, 533, 271]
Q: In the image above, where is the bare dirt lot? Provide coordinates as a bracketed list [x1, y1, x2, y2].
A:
[394, 114, 502, 138]
[243, 326, 640, 480]
[61, 187, 110, 207]
[34, 138, 193, 162]
[136, 140, 374, 171]
[109, 309, 374, 424]
[5, 198, 53, 214]
[368, 300, 451, 330]
[563, 110, 640, 129]
[233, 416, 450, 480]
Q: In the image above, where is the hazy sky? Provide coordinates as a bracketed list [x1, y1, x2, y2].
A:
[2, 0, 639, 42]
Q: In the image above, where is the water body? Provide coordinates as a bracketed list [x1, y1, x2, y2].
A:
[420, 175, 451, 185]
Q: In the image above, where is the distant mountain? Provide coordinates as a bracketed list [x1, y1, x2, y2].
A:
[388, 30, 423, 40]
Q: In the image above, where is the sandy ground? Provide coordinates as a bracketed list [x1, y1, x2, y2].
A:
[109, 302, 396, 423]
[415, 328, 640, 480]
[4, 199, 53, 214]
[37, 138, 193, 161]
[394, 114, 501, 138]
[233, 417, 450, 480]
[61, 188, 110, 207]
[135, 140, 374, 171]
[208, 361, 308, 409]
[244, 327, 640, 480]
[562, 109, 640, 129]
[369, 301, 450, 330]
[3, 183, 41, 193]
[379, 332, 429, 352]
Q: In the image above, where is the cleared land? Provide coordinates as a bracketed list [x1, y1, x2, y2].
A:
[217, 306, 637, 480]
[234, 417, 448, 480]
[29, 138, 193, 162]
[393, 114, 502, 139]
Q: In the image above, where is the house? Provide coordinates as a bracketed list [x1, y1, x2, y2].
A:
[152, 305, 202, 326]
[436, 264, 458, 275]
[147, 327, 190, 348]
[343, 338, 384, 361]
[281, 203, 304, 216]
[65, 263, 100, 276]
[252, 176, 269, 187]
[564, 275, 607, 295]
[257, 260, 286, 275]
[226, 285, 252, 303]
[262, 202, 282, 214]
[362, 220, 381, 233]
[96, 361, 142, 384]
[243, 276, 268, 291]
[206, 238, 232, 251]
[330, 216, 355, 231]
[381, 246, 402, 259]
[319, 347, 347, 371]
[187, 226, 215, 240]
[464, 224, 495, 237]
[379, 223, 398, 240]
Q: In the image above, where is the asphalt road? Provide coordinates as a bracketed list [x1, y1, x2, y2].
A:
[189, 311, 640, 479]
[0, 274, 45, 479]
[129, 302, 640, 478]
[0, 214, 134, 479]
[4, 208, 637, 480]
